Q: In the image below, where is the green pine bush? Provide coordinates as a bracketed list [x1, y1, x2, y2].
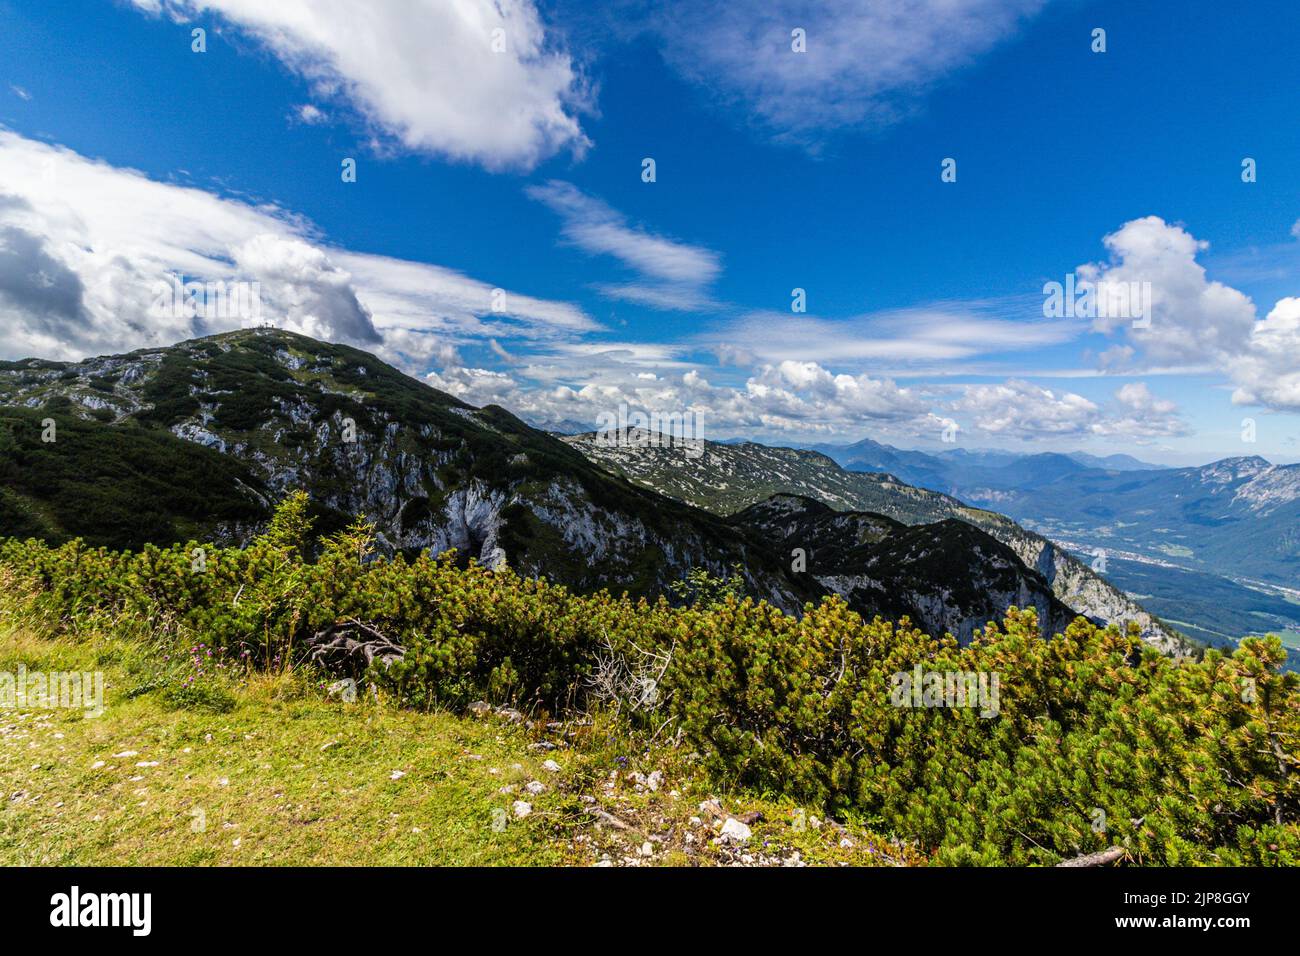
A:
[1, 491, 1295, 864]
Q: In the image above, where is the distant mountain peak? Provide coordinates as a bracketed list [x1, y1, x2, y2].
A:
[1200, 455, 1273, 481]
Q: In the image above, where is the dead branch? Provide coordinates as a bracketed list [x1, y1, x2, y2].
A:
[304, 619, 404, 676]
[1056, 846, 1127, 867]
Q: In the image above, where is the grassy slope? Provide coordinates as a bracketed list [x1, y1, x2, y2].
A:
[0, 630, 565, 866]
[0, 627, 916, 867]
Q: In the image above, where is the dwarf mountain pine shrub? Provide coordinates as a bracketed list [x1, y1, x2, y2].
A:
[1, 493, 1295, 864]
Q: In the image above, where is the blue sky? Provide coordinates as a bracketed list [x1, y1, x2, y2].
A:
[1, 0, 1298, 464]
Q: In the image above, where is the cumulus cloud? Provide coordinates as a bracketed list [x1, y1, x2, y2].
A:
[292, 103, 327, 125]
[1078, 216, 1256, 367]
[955, 380, 1098, 438]
[1083, 215, 1300, 413]
[0, 132, 593, 365]
[127, 0, 591, 171]
[747, 361, 931, 422]
[1092, 381, 1188, 439]
[425, 365, 525, 409]
[233, 234, 379, 344]
[429, 353, 941, 439]
[953, 379, 1186, 441]
[527, 181, 722, 311]
[629, 0, 1048, 149]
[1229, 297, 1300, 411]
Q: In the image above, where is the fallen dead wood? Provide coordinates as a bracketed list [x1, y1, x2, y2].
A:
[1056, 846, 1127, 867]
[304, 619, 404, 676]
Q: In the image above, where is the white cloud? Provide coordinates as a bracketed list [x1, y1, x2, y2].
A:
[527, 181, 722, 311]
[425, 365, 524, 409]
[955, 380, 1098, 438]
[538, 340, 688, 368]
[127, 0, 591, 171]
[1230, 297, 1300, 411]
[703, 304, 1079, 366]
[334, 249, 597, 342]
[233, 234, 379, 345]
[636, 0, 1048, 148]
[0, 132, 593, 365]
[592, 281, 716, 312]
[1083, 216, 1300, 413]
[953, 379, 1186, 441]
[292, 103, 327, 125]
[745, 361, 934, 426]
[9, 86, 31, 102]
[429, 351, 941, 439]
[1114, 381, 1174, 414]
[1093, 381, 1187, 439]
[1078, 216, 1256, 367]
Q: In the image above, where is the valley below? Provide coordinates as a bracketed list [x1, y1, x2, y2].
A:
[800, 437, 1300, 663]
[983, 505, 1300, 665]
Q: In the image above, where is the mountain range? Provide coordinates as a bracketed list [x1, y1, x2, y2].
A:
[808, 438, 1164, 493]
[562, 430, 1185, 652]
[0, 329, 1186, 652]
[786, 436, 1300, 650]
[807, 438, 1299, 583]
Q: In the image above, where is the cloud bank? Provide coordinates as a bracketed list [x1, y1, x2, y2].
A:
[0, 132, 592, 366]
[4, 134, 1289, 450]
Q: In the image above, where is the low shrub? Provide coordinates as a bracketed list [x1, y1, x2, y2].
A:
[1, 492, 1295, 864]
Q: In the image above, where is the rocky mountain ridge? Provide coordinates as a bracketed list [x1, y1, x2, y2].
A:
[730, 495, 1077, 643]
[0, 329, 1177, 649]
[565, 431, 1189, 654]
